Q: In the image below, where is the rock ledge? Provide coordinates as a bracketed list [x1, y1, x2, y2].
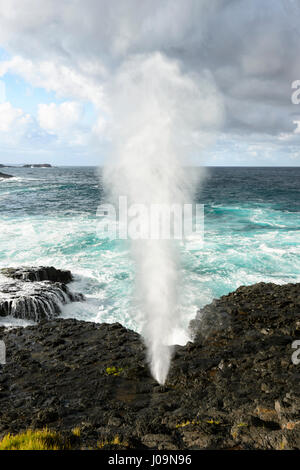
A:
[0, 282, 299, 449]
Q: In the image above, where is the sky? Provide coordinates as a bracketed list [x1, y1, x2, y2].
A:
[0, 0, 300, 166]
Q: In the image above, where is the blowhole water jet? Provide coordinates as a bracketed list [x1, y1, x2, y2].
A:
[103, 52, 223, 384]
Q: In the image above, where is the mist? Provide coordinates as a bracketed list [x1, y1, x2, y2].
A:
[103, 53, 223, 383]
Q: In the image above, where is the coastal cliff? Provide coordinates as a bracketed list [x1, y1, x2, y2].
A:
[0, 280, 299, 450]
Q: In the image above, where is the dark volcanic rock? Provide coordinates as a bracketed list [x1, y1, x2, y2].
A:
[0, 282, 299, 450]
[0, 280, 84, 321]
[0, 172, 13, 179]
[0, 267, 83, 321]
[1, 266, 73, 284]
[190, 281, 300, 340]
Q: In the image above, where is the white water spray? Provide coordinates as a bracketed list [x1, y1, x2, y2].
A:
[104, 53, 223, 384]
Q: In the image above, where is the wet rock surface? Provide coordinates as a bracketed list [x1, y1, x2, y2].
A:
[0, 282, 299, 450]
[1, 266, 73, 284]
[0, 172, 13, 179]
[0, 267, 83, 321]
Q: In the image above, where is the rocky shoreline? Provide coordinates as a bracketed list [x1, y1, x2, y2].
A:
[0, 163, 52, 179]
[0, 172, 13, 179]
[0, 273, 299, 450]
[0, 267, 84, 321]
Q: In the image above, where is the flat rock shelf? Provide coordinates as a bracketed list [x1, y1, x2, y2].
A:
[0, 282, 299, 450]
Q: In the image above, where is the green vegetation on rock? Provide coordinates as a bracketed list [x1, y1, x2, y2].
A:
[105, 366, 123, 376]
[0, 429, 68, 450]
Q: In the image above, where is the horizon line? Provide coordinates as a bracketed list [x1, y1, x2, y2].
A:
[2, 164, 300, 168]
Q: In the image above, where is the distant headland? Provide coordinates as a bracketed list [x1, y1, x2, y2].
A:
[22, 164, 52, 168]
[0, 163, 52, 168]
[0, 164, 53, 179]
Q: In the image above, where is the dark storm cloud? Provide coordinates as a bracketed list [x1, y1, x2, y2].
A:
[0, 0, 299, 137]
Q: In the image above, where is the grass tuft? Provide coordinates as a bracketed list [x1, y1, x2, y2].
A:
[97, 435, 128, 449]
[71, 427, 81, 437]
[0, 428, 68, 450]
[206, 419, 220, 425]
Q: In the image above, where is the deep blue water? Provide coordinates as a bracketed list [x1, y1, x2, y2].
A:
[0, 166, 299, 330]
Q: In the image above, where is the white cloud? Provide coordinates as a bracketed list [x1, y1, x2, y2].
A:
[38, 101, 81, 134]
[0, 101, 31, 134]
[0, 56, 105, 109]
[0, 0, 299, 164]
[37, 101, 92, 147]
[0, 98, 86, 151]
[0, 80, 6, 103]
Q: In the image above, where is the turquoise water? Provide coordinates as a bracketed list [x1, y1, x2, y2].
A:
[0, 166, 299, 330]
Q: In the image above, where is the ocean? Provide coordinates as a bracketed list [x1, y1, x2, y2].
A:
[0, 166, 299, 331]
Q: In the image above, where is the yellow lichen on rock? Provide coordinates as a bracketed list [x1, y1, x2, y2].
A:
[105, 366, 123, 376]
